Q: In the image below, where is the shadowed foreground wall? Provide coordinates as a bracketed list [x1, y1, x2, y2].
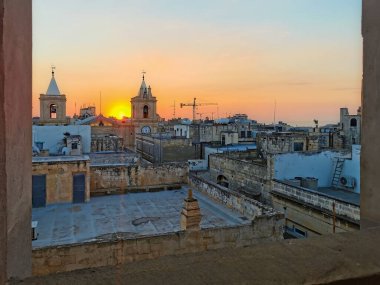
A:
[0, 0, 32, 281]
[361, 0, 380, 228]
[32, 221, 283, 276]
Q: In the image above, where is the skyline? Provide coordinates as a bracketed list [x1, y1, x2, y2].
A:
[33, 0, 362, 125]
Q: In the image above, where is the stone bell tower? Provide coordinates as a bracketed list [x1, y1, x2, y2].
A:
[130, 72, 158, 134]
[39, 67, 67, 125]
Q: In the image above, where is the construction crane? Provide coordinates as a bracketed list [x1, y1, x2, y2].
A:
[180, 97, 217, 121]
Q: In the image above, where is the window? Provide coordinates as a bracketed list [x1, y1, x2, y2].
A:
[72, 142, 78, 150]
[217, 175, 229, 188]
[350, 118, 357, 127]
[143, 105, 149, 118]
[240, 131, 246, 138]
[50, 104, 57, 119]
[294, 142, 304, 151]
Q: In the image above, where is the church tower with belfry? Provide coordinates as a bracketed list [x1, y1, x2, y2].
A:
[131, 72, 159, 135]
[39, 67, 67, 125]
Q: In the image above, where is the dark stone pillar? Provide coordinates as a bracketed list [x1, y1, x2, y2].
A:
[0, 0, 32, 281]
[361, 0, 380, 228]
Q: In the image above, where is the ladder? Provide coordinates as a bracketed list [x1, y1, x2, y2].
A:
[331, 158, 345, 188]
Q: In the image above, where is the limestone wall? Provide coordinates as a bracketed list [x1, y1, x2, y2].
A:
[32, 157, 91, 204]
[189, 174, 281, 220]
[209, 153, 272, 201]
[90, 162, 189, 193]
[32, 222, 283, 276]
[272, 180, 360, 223]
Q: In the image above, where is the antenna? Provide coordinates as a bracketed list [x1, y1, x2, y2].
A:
[171, 100, 176, 119]
[273, 98, 277, 126]
[100, 91, 102, 115]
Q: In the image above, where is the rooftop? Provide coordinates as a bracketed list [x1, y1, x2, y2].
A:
[89, 151, 138, 167]
[32, 155, 90, 163]
[277, 180, 360, 206]
[32, 187, 250, 249]
[207, 143, 257, 151]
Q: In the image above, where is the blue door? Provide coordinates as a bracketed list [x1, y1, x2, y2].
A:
[73, 174, 85, 203]
[32, 175, 46, 208]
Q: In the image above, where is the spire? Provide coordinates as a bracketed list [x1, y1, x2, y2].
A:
[46, 66, 61, 96]
[137, 71, 148, 97]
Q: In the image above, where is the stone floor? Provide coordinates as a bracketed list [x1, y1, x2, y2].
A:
[32, 187, 250, 248]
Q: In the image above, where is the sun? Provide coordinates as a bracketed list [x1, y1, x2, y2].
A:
[108, 105, 131, 120]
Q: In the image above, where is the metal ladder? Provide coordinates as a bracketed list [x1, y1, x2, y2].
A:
[331, 158, 345, 188]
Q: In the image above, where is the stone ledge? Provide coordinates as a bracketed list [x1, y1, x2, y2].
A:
[12, 227, 380, 285]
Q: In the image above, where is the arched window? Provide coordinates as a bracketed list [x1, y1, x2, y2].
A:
[350, 118, 357, 127]
[50, 104, 57, 119]
[143, 105, 149, 118]
[217, 175, 229, 188]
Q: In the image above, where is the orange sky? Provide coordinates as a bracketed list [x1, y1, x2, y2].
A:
[32, 0, 362, 126]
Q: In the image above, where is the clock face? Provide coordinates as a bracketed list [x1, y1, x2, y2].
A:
[141, 126, 151, 134]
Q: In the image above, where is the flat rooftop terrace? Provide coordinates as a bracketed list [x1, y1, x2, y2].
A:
[317, 187, 360, 206]
[32, 187, 250, 249]
[276, 180, 360, 206]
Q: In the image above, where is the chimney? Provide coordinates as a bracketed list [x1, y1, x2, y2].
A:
[180, 189, 202, 231]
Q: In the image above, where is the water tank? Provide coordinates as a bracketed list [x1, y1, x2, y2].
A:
[284, 179, 301, 187]
[301, 177, 318, 190]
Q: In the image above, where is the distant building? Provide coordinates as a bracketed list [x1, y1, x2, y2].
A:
[32, 125, 91, 155]
[340, 107, 361, 146]
[38, 68, 69, 125]
[79, 106, 96, 119]
[32, 155, 91, 207]
[74, 74, 161, 150]
[136, 133, 200, 163]
[206, 145, 360, 237]
[131, 74, 160, 138]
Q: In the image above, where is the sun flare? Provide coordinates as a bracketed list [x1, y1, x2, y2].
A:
[108, 105, 131, 120]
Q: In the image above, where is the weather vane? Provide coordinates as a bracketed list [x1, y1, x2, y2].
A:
[51, 65, 56, 77]
[142, 70, 146, 80]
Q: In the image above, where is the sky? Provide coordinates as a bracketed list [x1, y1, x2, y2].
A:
[33, 0, 362, 125]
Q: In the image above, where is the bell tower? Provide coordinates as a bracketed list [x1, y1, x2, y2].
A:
[130, 72, 158, 135]
[39, 67, 67, 125]
[131, 72, 157, 121]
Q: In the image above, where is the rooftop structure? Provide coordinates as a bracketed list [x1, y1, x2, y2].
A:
[32, 188, 251, 248]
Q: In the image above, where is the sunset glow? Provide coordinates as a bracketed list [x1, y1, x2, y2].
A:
[108, 104, 131, 120]
[33, 0, 362, 125]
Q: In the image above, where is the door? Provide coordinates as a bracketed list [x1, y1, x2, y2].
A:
[73, 174, 86, 203]
[32, 175, 46, 208]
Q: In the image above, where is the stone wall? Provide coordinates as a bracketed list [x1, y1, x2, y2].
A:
[90, 162, 189, 193]
[32, 222, 283, 276]
[256, 132, 325, 158]
[209, 153, 272, 202]
[32, 156, 91, 204]
[91, 135, 124, 152]
[136, 134, 200, 163]
[189, 174, 281, 220]
[272, 180, 360, 223]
